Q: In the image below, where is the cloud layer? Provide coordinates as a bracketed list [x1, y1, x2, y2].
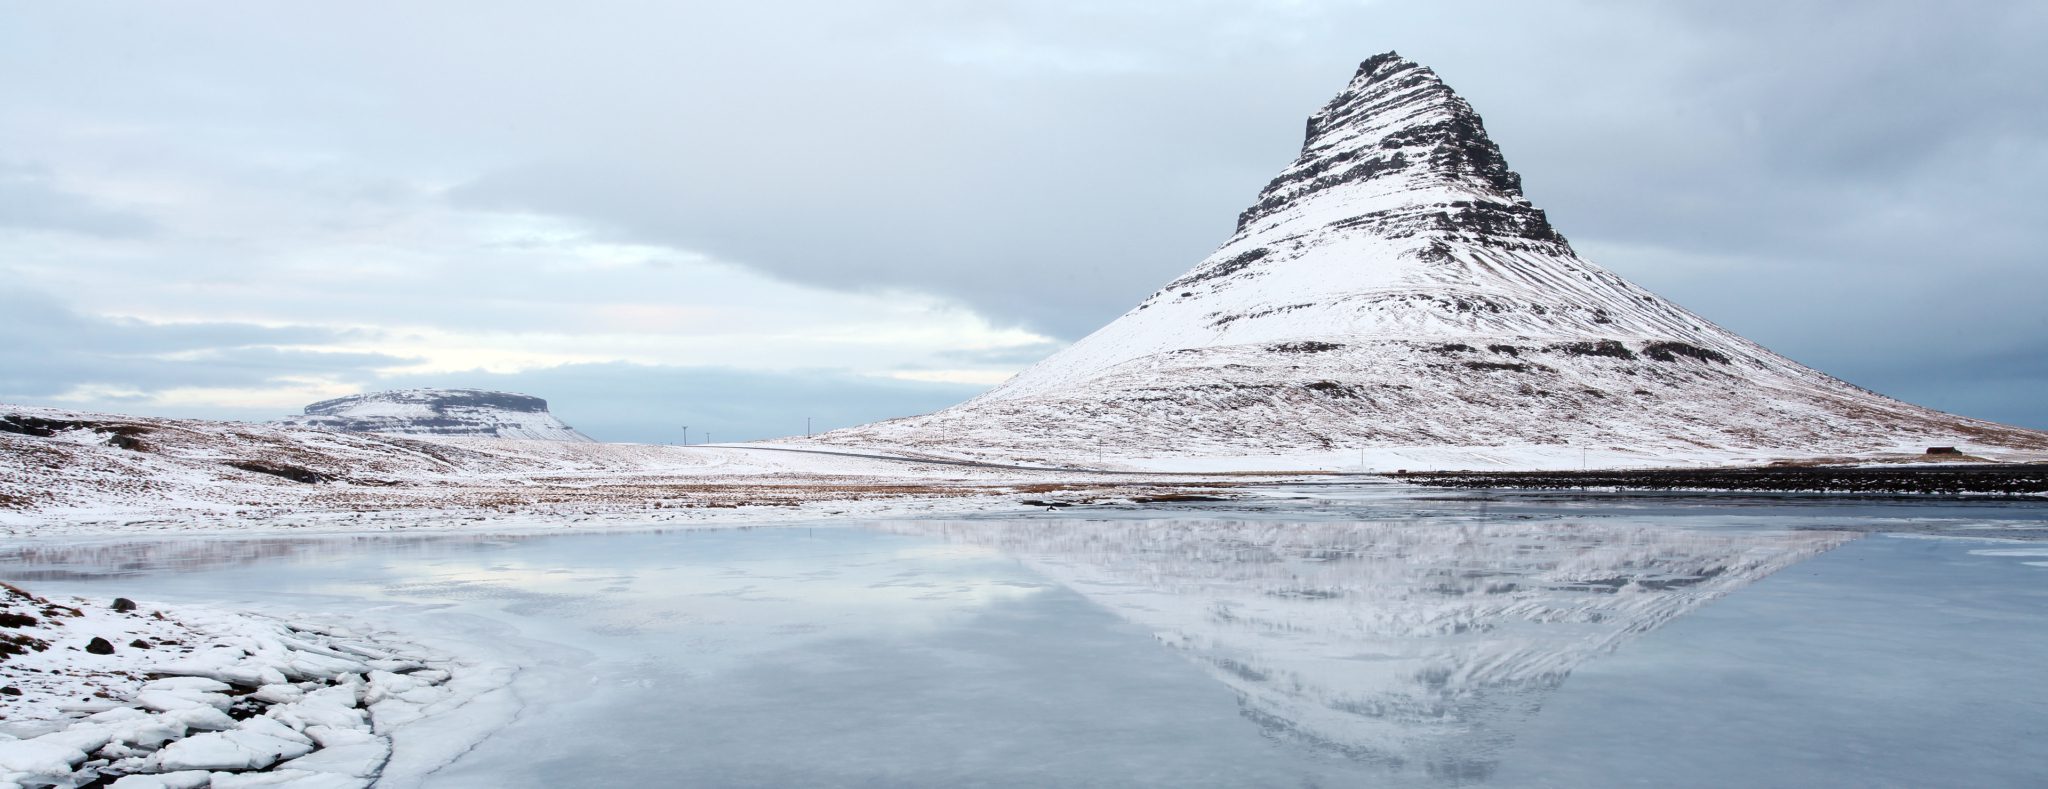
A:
[3, 1, 2043, 438]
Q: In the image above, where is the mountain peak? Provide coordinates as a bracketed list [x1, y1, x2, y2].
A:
[1237, 52, 1536, 233]
[1352, 50, 1411, 79]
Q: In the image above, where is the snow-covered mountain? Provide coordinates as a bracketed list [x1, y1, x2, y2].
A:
[272, 388, 593, 441]
[817, 52, 2048, 469]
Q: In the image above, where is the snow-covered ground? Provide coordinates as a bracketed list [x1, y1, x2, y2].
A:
[779, 437, 2048, 475]
[0, 584, 510, 788]
[2, 404, 1259, 538]
[6, 401, 2043, 539]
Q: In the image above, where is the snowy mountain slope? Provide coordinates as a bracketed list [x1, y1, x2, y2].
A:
[272, 388, 594, 441]
[816, 52, 2048, 468]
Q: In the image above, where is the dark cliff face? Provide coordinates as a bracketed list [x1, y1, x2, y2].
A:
[1313, 54, 1525, 197]
[1232, 51, 1568, 253]
[304, 390, 548, 416]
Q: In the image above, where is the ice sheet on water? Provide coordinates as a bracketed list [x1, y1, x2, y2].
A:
[15, 498, 2046, 787]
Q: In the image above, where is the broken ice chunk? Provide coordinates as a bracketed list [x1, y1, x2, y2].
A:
[149, 729, 314, 772]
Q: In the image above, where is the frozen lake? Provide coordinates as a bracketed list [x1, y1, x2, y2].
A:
[6, 486, 2046, 787]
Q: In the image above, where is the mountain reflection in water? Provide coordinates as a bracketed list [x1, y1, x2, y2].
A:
[3, 518, 1862, 786]
[882, 518, 1855, 784]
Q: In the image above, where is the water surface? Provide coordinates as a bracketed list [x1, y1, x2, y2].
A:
[6, 487, 2044, 787]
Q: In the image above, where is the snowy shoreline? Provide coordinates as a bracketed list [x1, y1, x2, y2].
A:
[8, 402, 2043, 543]
[1, 402, 1286, 541]
[0, 585, 512, 789]
[0, 479, 1248, 541]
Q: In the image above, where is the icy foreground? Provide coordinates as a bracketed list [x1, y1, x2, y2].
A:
[0, 584, 508, 788]
[5, 505, 2042, 787]
[816, 53, 2048, 469]
[270, 389, 591, 443]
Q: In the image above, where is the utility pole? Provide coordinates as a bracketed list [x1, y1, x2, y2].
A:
[681, 425, 688, 447]
[704, 431, 710, 445]
[806, 417, 812, 438]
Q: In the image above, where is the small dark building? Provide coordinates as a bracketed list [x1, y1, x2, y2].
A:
[1926, 446, 1961, 456]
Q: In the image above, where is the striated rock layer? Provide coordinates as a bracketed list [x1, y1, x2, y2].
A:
[272, 388, 592, 442]
[819, 52, 2048, 469]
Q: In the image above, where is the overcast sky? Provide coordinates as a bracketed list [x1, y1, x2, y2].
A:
[4, 1, 2044, 442]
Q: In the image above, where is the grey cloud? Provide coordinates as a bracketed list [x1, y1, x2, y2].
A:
[0, 292, 994, 442]
[1822, 336, 2048, 431]
[372, 363, 987, 443]
[0, 292, 408, 399]
[0, 291, 366, 357]
[430, 0, 2048, 353]
[0, 162, 155, 238]
[935, 343, 1070, 366]
[1502, 2, 2048, 264]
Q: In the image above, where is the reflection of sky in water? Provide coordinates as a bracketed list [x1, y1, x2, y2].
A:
[3, 491, 2045, 787]
[1497, 532, 2048, 788]
[363, 533, 1051, 646]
